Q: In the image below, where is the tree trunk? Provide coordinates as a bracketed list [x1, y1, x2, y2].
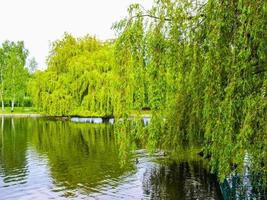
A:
[0, 67, 4, 112]
[11, 99, 15, 112]
[0, 91, 4, 112]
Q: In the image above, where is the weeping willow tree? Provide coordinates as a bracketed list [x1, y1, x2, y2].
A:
[113, 0, 267, 181]
[29, 34, 121, 116]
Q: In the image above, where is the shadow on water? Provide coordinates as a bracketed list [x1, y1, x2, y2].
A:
[0, 117, 222, 199]
[142, 160, 221, 199]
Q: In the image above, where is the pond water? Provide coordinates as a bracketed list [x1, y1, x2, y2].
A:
[0, 117, 222, 200]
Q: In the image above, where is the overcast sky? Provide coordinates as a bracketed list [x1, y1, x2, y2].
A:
[0, 0, 153, 69]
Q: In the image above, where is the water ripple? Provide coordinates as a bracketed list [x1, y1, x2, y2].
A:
[0, 118, 222, 200]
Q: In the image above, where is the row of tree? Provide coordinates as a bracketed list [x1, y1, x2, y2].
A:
[28, 0, 266, 181]
[0, 41, 32, 112]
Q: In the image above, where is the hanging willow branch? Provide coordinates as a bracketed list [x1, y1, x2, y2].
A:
[130, 14, 171, 21]
[129, 2, 207, 22]
[130, 13, 205, 22]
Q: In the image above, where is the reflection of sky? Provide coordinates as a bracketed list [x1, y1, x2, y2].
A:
[1, 147, 150, 200]
[0, 147, 55, 199]
[88, 150, 155, 200]
[0, 146, 222, 200]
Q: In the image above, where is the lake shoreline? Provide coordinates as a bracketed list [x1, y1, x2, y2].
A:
[0, 113, 152, 125]
[0, 113, 152, 119]
[0, 113, 46, 117]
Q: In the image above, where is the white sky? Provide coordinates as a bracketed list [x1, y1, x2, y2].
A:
[0, 0, 153, 69]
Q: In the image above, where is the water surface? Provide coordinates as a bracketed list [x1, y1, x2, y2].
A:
[0, 117, 222, 199]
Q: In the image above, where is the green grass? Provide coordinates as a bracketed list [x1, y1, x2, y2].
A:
[0, 107, 38, 114]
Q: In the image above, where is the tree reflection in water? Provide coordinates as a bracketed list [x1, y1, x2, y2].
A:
[142, 160, 221, 199]
[0, 117, 28, 186]
[0, 117, 222, 199]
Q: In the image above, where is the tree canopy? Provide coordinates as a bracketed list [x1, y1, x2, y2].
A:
[29, 0, 266, 181]
[112, 0, 267, 180]
[0, 41, 29, 111]
[29, 34, 119, 116]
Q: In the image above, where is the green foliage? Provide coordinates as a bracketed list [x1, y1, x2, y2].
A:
[30, 34, 120, 116]
[113, 0, 267, 181]
[0, 41, 29, 109]
[29, 0, 266, 182]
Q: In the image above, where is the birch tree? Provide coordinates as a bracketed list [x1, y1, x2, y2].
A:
[0, 48, 6, 111]
[3, 41, 29, 112]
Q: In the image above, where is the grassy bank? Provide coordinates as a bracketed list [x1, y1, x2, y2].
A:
[0, 107, 152, 118]
[0, 107, 38, 114]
